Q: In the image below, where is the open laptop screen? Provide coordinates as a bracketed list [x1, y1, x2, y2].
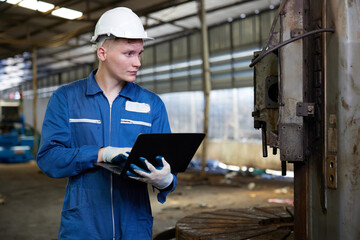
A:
[95, 133, 205, 176]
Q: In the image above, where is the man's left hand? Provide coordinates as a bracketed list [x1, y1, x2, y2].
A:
[127, 156, 173, 190]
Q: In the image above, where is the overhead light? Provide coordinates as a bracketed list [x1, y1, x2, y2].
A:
[6, 0, 22, 4]
[37, 1, 54, 12]
[51, 7, 83, 20]
[19, 0, 38, 10]
[18, 0, 54, 12]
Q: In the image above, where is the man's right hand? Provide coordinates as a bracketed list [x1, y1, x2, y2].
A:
[100, 147, 131, 164]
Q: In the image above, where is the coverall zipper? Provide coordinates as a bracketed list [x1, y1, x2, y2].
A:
[109, 101, 115, 240]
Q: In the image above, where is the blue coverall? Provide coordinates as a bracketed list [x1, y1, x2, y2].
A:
[37, 70, 177, 240]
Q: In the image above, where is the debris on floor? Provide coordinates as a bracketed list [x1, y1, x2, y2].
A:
[274, 187, 291, 194]
[0, 193, 6, 205]
[188, 158, 239, 174]
[183, 158, 294, 189]
[267, 198, 294, 205]
[247, 182, 256, 190]
[188, 158, 293, 181]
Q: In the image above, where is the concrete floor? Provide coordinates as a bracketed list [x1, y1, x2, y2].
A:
[0, 161, 293, 240]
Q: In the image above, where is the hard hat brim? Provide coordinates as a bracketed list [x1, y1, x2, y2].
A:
[90, 35, 154, 43]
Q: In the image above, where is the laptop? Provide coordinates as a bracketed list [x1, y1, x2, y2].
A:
[95, 133, 205, 176]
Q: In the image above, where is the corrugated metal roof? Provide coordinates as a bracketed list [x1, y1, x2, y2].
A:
[0, 0, 279, 92]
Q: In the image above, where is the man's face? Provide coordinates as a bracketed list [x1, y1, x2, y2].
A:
[103, 38, 144, 83]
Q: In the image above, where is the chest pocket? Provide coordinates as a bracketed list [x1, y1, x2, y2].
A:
[120, 119, 151, 127]
[69, 118, 102, 147]
[119, 100, 153, 143]
[119, 115, 152, 145]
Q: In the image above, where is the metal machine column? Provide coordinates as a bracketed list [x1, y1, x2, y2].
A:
[250, 0, 360, 239]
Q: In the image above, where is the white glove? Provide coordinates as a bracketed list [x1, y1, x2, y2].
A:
[127, 156, 174, 190]
[102, 147, 131, 163]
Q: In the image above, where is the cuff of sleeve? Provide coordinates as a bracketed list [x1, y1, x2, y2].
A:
[157, 174, 177, 204]
[78, 145, 101, 172]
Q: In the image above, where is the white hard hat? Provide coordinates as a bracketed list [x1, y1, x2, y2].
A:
[90, 7, 153, 43]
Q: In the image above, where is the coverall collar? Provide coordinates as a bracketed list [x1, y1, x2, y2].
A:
[119, 81, 136, 100]
[86, 69, 135, 100]
[86, 69, 103, 96]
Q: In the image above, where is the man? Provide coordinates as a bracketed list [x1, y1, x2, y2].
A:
[37, 7, 176, 240]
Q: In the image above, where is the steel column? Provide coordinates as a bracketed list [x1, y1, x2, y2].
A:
[32, 47, 37, 157]
[198, 0, 211, 177]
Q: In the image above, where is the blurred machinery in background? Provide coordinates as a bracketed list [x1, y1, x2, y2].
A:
[0, 96, 34, 163]
[252, 0, 359, 239]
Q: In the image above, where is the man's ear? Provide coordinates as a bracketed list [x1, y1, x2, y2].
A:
[97, 46, 106, 61]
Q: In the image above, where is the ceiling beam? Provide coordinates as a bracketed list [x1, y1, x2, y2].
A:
[147, 0, 256, 30]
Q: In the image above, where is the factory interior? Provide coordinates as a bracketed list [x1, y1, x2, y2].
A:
[0, 0, 359, 239]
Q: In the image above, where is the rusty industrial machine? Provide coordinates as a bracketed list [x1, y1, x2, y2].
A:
[160, 1, 359, 239]
[252, 0, 359, 239]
